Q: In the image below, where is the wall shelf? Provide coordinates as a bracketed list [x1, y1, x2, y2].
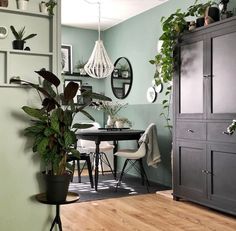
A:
[0, 7, 50, 18]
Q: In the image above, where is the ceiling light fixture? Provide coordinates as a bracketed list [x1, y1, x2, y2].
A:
[84, 0, 114, 79]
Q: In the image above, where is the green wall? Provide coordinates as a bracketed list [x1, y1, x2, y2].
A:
[2, 1, 236, 230]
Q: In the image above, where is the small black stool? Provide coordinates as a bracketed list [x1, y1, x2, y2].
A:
[67, 153, 94, 188]
[36, 192, 79, 231]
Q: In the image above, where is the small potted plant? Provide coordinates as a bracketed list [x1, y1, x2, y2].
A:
[115, 117, 132, 128]
[75, 60, 87, 76]
[119, 64, 129, 78]
[187, 0, 217, 27]
[10, 25, 37, 50]
[45, 0, 57, 16]
[10, 70, 111, 202]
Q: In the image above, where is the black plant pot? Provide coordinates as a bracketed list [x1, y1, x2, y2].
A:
[12, 40, 25, 50]
[196, 17, 205, 28]
[205, 6, 220, 23]
[44, 171, 72, 203]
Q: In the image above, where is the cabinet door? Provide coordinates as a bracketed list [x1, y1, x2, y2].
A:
[173, 141, 207, 200]
[176, 37, 205, 119]
[207, 28, 236, 119]
[207, 143, 236, 214]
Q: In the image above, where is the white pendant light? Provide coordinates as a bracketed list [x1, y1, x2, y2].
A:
[84, 1, 114, 79]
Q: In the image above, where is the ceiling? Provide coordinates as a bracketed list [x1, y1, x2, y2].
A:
[61, 0, 168, 31]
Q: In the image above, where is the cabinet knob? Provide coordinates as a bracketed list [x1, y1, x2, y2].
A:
[201, 169, 206, 173]
[187, 129, 194, 133]
[203, 74, 211, 78]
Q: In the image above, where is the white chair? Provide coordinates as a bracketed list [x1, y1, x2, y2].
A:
[115, 123, 161, 191]
[78, 122, 115, 175]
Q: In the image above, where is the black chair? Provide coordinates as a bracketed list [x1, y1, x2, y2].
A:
[67, 153, 94, 188]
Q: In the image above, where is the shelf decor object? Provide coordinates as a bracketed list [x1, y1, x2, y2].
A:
[0, 0, 8, 7]
[0, 26, 8, 39]
[84, 1, 114, 79]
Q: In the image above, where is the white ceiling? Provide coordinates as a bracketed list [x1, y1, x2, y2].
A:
[61, 0, 168, 31]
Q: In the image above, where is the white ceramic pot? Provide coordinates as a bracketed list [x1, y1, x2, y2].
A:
[115, 120, 124, 128]
[39, 2, 48, 13]
[17, 0, 28, 10]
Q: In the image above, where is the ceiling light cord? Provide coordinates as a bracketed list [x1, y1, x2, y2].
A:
[98, 2, 101, 41]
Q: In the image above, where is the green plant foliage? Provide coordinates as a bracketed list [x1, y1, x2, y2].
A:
[11, 70, 111, 175]
[10, 25, 37, 41]
[46, 0, 57, 16]
[149, 0, 216, 132]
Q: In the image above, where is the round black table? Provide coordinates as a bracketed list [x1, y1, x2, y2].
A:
[36, 192, 79, 231]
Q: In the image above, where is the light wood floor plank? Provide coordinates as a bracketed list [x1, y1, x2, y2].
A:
[61, 192, 236, 231]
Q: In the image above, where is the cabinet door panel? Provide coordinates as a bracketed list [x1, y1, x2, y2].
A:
[212, 32, 236, 114]
[207, 144, 236, 213]
[180, 41, 203, 114]
[173, 141, 207, 200]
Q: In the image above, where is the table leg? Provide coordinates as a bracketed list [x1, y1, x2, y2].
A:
[50, 204, 62, 231]
[94, 141, 100, 191]
[113, 141, 118, 179]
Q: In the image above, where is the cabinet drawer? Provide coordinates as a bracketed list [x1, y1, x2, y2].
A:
[176, 122, 206, 140]
[207, 122, 236, 143]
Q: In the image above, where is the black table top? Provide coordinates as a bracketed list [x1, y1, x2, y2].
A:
[35, 192, 79, 205]
[76, 129, 144, 142]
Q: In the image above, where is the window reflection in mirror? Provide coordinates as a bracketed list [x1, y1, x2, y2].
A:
[111, 57, 133, 99]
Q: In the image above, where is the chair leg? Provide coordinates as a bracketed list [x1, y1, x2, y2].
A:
[85, 156, 94, 188]
[138, 159, 150, 192]
[116, 159, 129, 190]
[99, 154, 105, 175]
[76, 159, 81, 183]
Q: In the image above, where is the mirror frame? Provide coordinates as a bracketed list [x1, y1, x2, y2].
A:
[111, 57, 133, 99]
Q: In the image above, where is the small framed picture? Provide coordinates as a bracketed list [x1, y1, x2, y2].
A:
[114, 87, 124, 99]
[64, 79, 82, 104]
[78, 85, 93, 105]
[61, 44, 72, 74]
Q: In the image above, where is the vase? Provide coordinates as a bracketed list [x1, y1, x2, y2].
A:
[107, 115, 114, 127]
[17, 0, 28, 10]
[39, 2, 48, 13]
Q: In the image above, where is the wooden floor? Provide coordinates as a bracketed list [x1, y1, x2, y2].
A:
[61, 190, 236, 231]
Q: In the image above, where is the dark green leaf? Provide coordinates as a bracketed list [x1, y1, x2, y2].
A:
[22, 106, 46, 120]
[64, 81, 79, 101]
[35, 70, 60, 87]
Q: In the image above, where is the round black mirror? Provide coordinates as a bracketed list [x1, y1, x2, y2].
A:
[111, 57, 133, 99]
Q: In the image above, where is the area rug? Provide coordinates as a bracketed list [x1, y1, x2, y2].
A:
[69, 174, 170, 202]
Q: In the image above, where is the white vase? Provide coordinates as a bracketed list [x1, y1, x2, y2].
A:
[107, 115, 114, 127]
[39, 2, 48, 13]
[17, 0, 28, 10]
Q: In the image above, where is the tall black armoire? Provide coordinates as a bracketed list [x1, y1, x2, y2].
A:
[173, 16, 236, 215]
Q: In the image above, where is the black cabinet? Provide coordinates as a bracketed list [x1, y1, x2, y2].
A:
[173, 16, 236, 215]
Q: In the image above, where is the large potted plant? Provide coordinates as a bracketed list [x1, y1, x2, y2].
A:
[11, 70, 111, 202]
[10, 25, 37, 50]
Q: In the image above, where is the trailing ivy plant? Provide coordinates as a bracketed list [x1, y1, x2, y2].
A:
[149, 0, 216, 133]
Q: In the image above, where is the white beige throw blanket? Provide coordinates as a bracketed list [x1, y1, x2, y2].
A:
[139, 123, 161, 167]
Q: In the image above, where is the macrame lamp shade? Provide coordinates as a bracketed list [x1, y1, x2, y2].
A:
[84, 40, 114, 79]
[84, 1, 114, 79]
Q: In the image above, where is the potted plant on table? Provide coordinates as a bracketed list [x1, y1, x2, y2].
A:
[114, 117, 132, 128]
[93, 101, 128, 127]
[11, 70, 111, 202]
[10, 25, 37, 50]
